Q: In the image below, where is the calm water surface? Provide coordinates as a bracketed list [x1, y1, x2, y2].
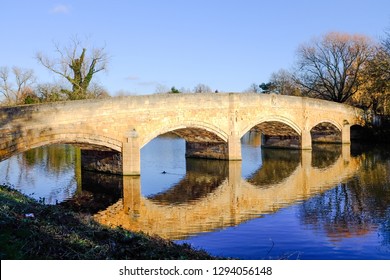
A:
[1, 133, 390, 260]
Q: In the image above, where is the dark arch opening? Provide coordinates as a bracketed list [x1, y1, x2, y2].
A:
[350, 124, 371, 156]
[140, 127, 229, 199]
[146, 127, 228, 160]
[350, 124, 367, 141]
[248, 121, 300, 149]
[310, 122, 341, 144]
[241, 122, 301, 187]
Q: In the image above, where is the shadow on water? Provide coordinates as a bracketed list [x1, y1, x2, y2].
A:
[60, 170, 123, 214]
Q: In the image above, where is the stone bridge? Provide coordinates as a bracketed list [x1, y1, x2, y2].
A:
[0, 93, 365, 175]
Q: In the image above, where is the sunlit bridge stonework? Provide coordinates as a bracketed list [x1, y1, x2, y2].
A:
[0, 93, 365, 175]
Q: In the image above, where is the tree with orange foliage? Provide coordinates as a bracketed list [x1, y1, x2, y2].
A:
[352, 29, 390, 114]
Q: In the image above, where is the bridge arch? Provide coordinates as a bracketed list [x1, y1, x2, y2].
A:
[310, 120, 342, 144]
[310, 119, 342, 132]
[240, 116, 302, 149]
[1, 132, 122, 161]
[240, 115, 302, 139]
[140, 121, 229, 148]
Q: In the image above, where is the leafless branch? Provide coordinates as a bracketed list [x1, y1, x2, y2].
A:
[36, 37, 109, 100]
[0, 66, 36, 105]
[294, 32, 374, 103]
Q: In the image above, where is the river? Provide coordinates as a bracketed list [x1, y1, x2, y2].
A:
[1, 132, 390, 259]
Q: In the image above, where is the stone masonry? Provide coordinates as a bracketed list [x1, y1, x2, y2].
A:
[0, 93, 365, 175]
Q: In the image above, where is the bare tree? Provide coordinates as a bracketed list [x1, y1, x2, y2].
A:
[193, 83, 212, 93]
[37, 83, 67, 102]
[245, 83, 261, 93]
[269, 69, 301, 96]
[88, 83, 110, 99]
[294, 32, 374, 103]
[382, 28, 390, 54]
[154, 84, 170, 94]
[36, 37, 109, 100]
[179, 87, 192, 94]
[0, 66, 36, 105]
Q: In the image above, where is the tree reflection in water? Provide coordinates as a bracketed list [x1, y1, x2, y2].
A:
[22, 144, 77, 174]
[299, 146, 390, 249]
[0, 144, 79, 204]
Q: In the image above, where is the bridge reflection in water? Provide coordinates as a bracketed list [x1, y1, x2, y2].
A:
[93, 145, 361, 240]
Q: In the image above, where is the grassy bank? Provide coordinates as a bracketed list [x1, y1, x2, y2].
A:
[0, 184, 218, 260]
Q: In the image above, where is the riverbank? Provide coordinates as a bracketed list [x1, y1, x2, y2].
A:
[0, 184, 218, 260]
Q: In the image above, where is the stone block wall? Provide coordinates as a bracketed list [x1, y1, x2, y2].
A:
[185, 141, 229, 160]
[81, 149, 123, 174]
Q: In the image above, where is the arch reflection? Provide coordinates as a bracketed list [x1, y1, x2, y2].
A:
[311, 144, 342, 169]
[246, 149, 301, 187]
[148, 158, 228, 205]
[94, 147, 362, 240]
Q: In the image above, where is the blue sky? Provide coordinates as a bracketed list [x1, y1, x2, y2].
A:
[1, 0, 389, 95]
